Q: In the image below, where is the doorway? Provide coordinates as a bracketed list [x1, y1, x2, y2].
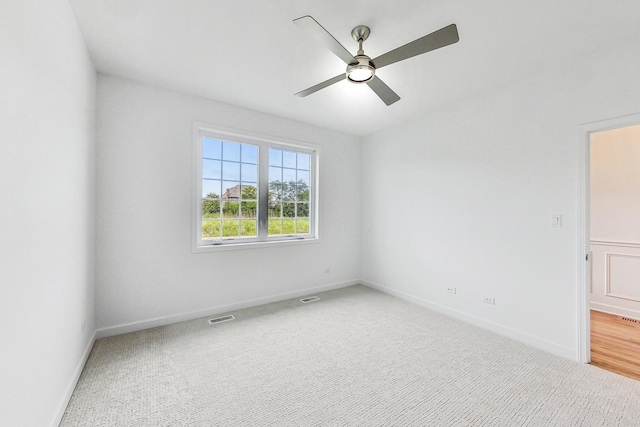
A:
[578, 115, 640, 379]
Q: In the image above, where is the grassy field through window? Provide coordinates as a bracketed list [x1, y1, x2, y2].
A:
[202, 216, 309, 238]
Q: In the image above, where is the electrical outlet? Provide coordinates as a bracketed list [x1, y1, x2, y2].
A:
[446, 287, 456, 294]
[483, 296, 495, 305]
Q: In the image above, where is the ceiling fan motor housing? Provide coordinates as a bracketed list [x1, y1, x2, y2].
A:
[346, 55, 375, 83]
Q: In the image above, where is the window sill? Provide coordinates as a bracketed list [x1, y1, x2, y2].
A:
[192, 237, 320, 253]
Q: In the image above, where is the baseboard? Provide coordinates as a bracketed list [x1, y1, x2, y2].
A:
[591, 302, 640, 321]
[51, 331, 95, 427]
[95, 279, 359, 339]
[362, 279, 577, 361]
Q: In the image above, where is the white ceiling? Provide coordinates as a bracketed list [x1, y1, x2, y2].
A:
[68, 0, 640, 136]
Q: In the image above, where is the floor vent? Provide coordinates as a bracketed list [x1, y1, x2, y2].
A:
[621, 317, 640, 323]
[300, 296, 320, 303]
[208, 315, 235, 324]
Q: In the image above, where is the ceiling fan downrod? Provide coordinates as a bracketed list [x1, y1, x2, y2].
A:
[351, 25, 370, 54]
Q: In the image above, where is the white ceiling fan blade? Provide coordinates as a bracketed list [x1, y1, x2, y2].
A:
[294, 16, 357, 65]
[366, 76, 400, 106]
[295, 74, 345, 97]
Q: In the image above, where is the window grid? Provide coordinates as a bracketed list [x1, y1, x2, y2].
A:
[197, 130, 315, 247]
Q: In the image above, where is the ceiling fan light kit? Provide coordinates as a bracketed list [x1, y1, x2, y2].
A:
[346, 59, 375, 83]
[293, 16, 459, 106]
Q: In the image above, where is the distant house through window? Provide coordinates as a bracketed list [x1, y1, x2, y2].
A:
[194, 124, 317, 249]
[221, 184, 254, 201]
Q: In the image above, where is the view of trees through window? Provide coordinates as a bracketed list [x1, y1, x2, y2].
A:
[201, 137, 311, 240]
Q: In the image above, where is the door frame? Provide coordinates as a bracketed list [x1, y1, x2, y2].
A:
[577, 112, 640, 363]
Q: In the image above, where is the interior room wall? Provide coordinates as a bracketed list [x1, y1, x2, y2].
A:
[591, 125, 640, 242]
[95, 75, 361, 334]
[590, 125, 640, 319]
[0, 1, 96, 426]
[360, 40, 640, 360]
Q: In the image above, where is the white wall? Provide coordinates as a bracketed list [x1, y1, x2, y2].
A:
[95, 75, 361, 334]
[361, 40, 640, 360]
[590, 125, 640, 319]
[0, 1, 96, 426]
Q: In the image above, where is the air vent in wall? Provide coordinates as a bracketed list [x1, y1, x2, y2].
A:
[208, 315, 235, 324]
[300, 296, 320, 303]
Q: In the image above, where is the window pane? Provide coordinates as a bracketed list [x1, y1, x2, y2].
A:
[282, 183, 295, 201]
[282, 168, 296, 183]
[269, 166, 282, 183]
[203, 159, 221, 179]
[222, 181, 240, 199]
[269, 201, 281, 217]
[269, 148, 282, 166]
[297, 153, 310, 171]
[240, 201, 257, 218]
[283, 151, 297, 168]
[283, 202, 295, 218]
[241, 163, 257, 183]
[222, 201, 239, 217]
[296, 202, 309, 218]
[202, 179, 221, 198]
[268, 219, 282, 236]
[202, 199, 221, 218]
[240, 185, 257, 200]
[297, 170, 310, 185]
[222, 220, 239, 237]
[222, 161, 240, 181]
[222, 141, 241, 161]
[202, 220, 221, 238]
[240, 220, 257, 237]
[282, 218, 294, 235]
[241, 144, 258, 164]
[296, 218, 309, 234]
[269, 184, 282, 201]
[296, 184, 309, 202]
[203, 138, 221, 159]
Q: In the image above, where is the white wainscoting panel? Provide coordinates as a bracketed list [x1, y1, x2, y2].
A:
[591, 240, 640, 320]
[607, 253, 640, 302]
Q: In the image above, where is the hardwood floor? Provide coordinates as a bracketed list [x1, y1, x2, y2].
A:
[590, 310, 640, 381]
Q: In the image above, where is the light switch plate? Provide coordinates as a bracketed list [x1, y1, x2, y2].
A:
[551, 214, 562, 228]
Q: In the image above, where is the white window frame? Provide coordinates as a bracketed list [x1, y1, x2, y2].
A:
[192, 122, 319, 252]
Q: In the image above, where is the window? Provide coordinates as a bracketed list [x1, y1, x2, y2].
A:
[194, 125, 317, 249]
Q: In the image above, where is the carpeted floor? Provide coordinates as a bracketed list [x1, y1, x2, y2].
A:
[61, 285, 640, 426]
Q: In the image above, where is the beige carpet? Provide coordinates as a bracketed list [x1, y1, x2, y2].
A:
[61, 285, 640, 426]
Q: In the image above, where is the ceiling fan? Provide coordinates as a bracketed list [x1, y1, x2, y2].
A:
[293, 16, 459, 106]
